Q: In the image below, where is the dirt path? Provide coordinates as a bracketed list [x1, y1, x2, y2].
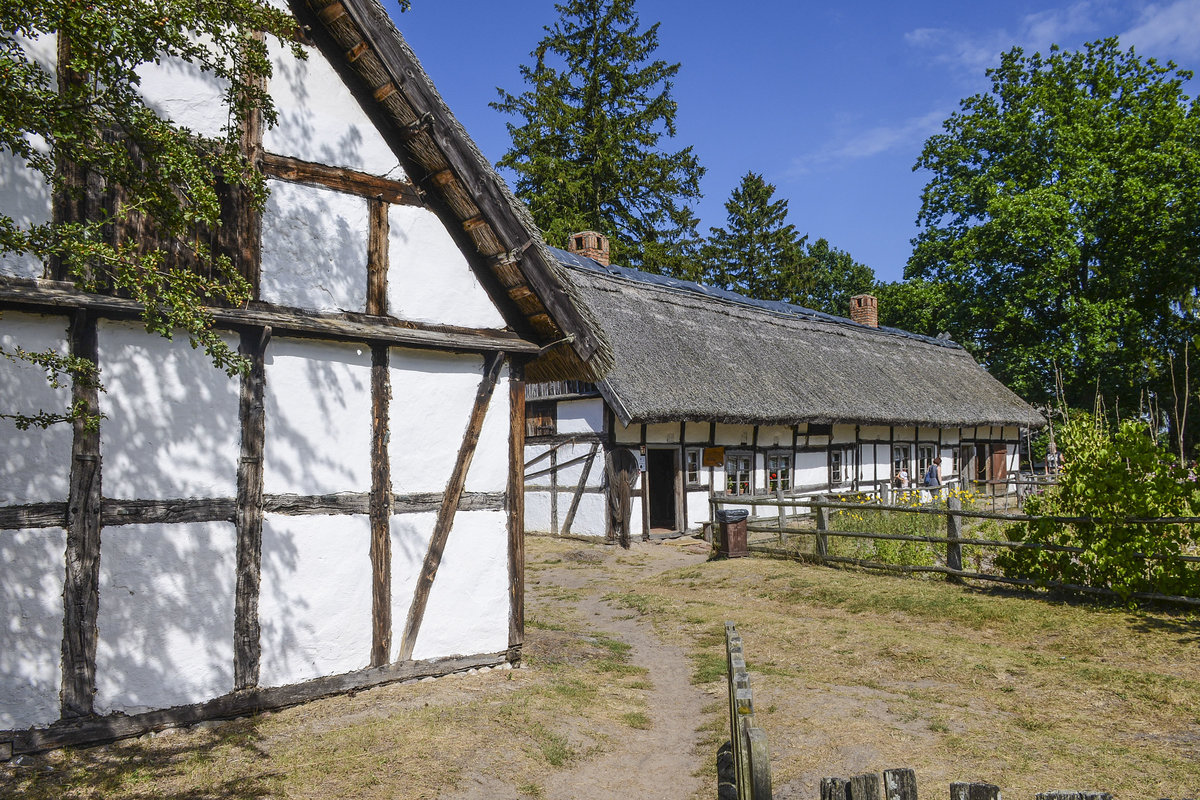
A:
[534, 538, 713, 800]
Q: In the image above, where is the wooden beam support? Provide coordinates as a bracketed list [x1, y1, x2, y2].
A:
[61, 310, 101, 718]
[369, 344, 392, 666]
[560, 443, 598, 537]
[233, 326, 268, 690]
[367, 198, 389, 316]
[398, 352, 504, 661]
[262, 152, 422, 206]
[507, 360, 525, 650]
[0, 278, 541, 355]
[0, 503, 67, 529]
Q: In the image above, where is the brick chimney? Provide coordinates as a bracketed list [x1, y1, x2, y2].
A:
[567, 231, 610, 266]
[850, 294, 878, 328]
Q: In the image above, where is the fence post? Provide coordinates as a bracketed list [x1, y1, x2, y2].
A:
[848, 772, 881, 800]
[815, 502, 829, 562]
[821, 777, 850, 800]
[883, 769, 917, 800]
[951, 782, 1001, 800]
[945, 494, 963, 583]
[777, 484, 787, 544]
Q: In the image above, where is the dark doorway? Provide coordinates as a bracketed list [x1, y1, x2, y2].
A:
[647, 449, 678, 531]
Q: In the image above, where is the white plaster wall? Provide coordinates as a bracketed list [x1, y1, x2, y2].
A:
[524, 490, 552, 533]
[645, 422, 680, 443]
[758, 426, 791, 448]
[389, 349, 482, 494]
[565, 493, 607, 537]
[0, 146, 52, 279]
[630, 496, 643, 534]
[265, 41, 402, 177]
[614, 421, 641, 444]
[386, 206, 505, 328]
[555, 442, 602, 487]
[0, 527, 65, 729]
[411, 510, 509, 660]
[0, 313, 71, 504]
[894, 426, 916, 441]
[389, 510, 435, 660]
[260, 179, 368, 313]
[861, 425, 890, 441]
[832, 424, 856, 444]
[714, 424, 754, 446]
[95, 522, 236, 714]
[919, 427, 940, 442]
[525, 445, 553, 488]
[557, 398, 604, 435]
[99, 321, 240, 500]
[1004, 426, 1020, 440]
[686, 490, 710, 530]
[943, 428, 961, 445]
[465, 368, 511, 494]
[264, 338, 373, 496]
[684, 422, 709, 443]
[136, 52, 229, 139]
[259, 514, 372, 686]
[807, 435, 830, 448]
[795, 452, 827, 490]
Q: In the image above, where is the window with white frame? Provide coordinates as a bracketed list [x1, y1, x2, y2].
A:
[725, 453, 753, 496]
[767, 452, 791, 492]
[893, 444, 911, 475]
[917, 444, 936, 478]
[685, 448, 703, 486]
[830, 447, 854, 485]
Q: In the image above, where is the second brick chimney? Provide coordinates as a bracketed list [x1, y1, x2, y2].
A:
[850, 294, 878, 328]
[567, 231, 610, 266]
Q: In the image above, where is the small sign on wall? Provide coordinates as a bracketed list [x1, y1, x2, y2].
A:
[637, 445, 647, 472]
[702, 446, 725, 467]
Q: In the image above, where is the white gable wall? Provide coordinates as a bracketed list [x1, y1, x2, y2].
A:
[0, 527, 65, 730]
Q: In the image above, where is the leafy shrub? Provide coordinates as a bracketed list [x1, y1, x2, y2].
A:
[998, 416, 1200, 599]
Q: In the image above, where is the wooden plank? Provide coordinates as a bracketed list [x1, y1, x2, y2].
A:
[262, 152, 423, 207]
[366, 199, 389, 316]
[560, 443, 598, 536]
[369, 344, 391, 666]
[849, 773, 882, 800]
[507, 361, 525, 650]
[262, 493, 370, 516]
[0, 503, 67, 529]
[0, 278, 540, 355]
[397, 352, 503, 661]
[883, 769, 918, 800]
[101, 498, 237, 526]
[238, 32, 265, 293]
[234, 326, 268, 690]
[951, 783, 1001, 800]
[822, 777, 850, 800]
[61, 310, 101, 718]
[5, 650, 507, 756]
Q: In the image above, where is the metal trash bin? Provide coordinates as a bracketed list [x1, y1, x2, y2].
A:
[716, 508, 749, 558]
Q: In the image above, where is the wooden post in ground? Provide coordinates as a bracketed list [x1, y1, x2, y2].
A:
[883, 769, 918, 800]
[821, 777, 849, 800]
[848, 772, 881, 800]
[815, 503, 830, 562]
[776, 484, 786, 545]
[945, 494, 963, 583]
[951, 782, 1001, 800]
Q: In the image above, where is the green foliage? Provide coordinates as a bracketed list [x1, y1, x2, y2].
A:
[0, 0, 302, 427]
[492, 0, 704, 272]
[999, 415, 1200, 599]
[801, 237, 876, 317]
[699, 171, 808, 299]
[908, 39, 1200, 446]
[874, 278, 951, 338]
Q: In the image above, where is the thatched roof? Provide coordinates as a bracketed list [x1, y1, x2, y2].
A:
[551, 249, 1044, 429]
[297, 0, 612, 382]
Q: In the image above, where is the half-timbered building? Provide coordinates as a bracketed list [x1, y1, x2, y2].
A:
[0, 0, 611, 754]
[524, 234, 1043, 543]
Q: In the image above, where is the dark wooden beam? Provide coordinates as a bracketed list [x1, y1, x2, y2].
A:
[398, 352, 503, 661]
[262, 152, 422, 207]
[61, 310, 101, 719]
[366, 198, 389, 317]
[507, 361, 525, 651]
[101, 498, 237, 526]
[369, 344, 392, 666]
[239, 32, 266, 294]
[233, 326, 268, 690]
[0, 503, 67, 529]
[0, 278, 540, 355]
[4, 650, 508, 756]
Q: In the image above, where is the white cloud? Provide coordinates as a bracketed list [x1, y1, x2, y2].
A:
[1121, 0, 1200, 60]
[788, 109, 949, 176]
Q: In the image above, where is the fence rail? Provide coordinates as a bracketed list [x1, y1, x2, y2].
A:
[711, 493, 1200, 607]
[724, 622, 772, 800]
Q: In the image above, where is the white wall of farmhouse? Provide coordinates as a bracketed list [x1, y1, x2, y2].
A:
[258, 514, 374, 687]
[557, 398, 604, 435]
[0, 146, 52, 279]
[265, 41, 403, 177]
[0, 527, 65, 730]
[94, 522, 236, 715]
[98, 321, 241, 500]
[0, 313, 71, 504]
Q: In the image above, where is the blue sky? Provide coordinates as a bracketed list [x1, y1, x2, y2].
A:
[387, 0, 1200, 283]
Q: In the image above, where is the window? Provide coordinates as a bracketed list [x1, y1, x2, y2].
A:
[830, 447, 854, 485]
[917, 444, 936, 477]
[767, 453, 791, 492]
[685, 448, 703, 485]
[525, 402, 555, 437]
[892, 444, 910, 475]
[725, 453, 752, 496]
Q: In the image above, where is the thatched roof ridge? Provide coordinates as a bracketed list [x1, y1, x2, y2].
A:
[297, 0, 613, 382]
[551, 250, 1044, 429]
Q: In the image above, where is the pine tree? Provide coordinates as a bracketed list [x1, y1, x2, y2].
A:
[700, 172, 811, 301]
[492, 0, 704, 273]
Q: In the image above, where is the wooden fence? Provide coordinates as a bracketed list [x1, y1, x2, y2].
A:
[819, 768, 1192, 800]
[710, 494, 1200, 608]
[723, 622, 772, 800]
